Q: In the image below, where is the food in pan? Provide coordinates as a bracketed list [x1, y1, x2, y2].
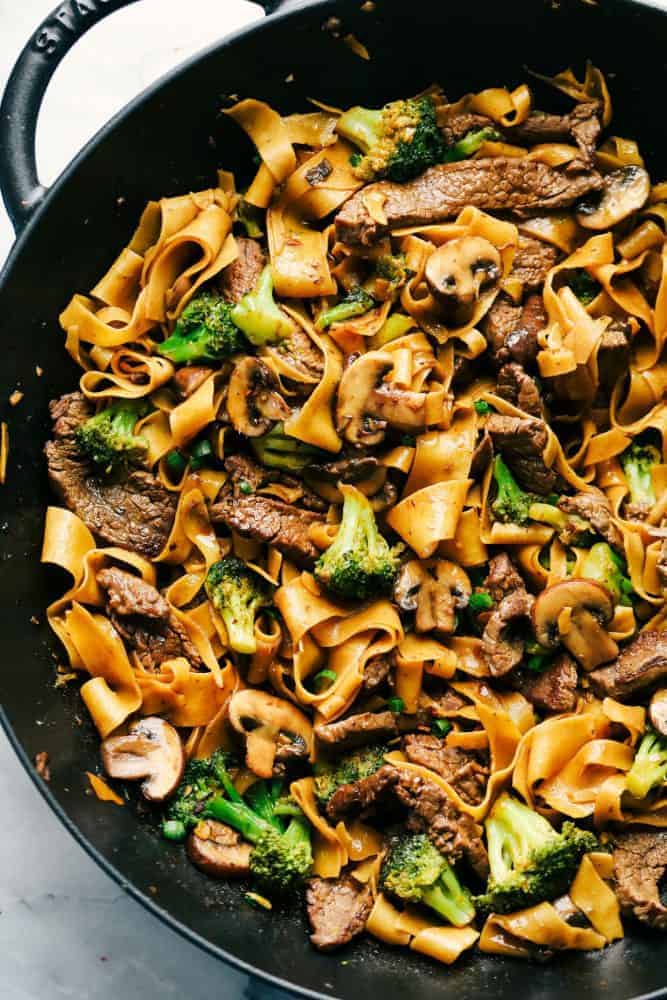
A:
[42, 63, 667, 963]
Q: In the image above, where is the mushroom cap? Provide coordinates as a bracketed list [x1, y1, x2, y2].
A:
[649, 688, 667, 737]
[228, 688, 314, 779]
[335, 351, 393, 445]
[576, 166, 650, 230]
[227, 357, 290, 438]
[100, 717, 185, 802]
[532, 578, 617, 670]
[186, 820, 252, 879]
[393, 560, 428, 611]
[425, 236, 501, 323]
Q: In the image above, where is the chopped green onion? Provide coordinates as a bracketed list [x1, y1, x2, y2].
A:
[162, 819, 187, 842]
[313, 668, 337, 692]
[400, 434, 415, 447]
[387, 697, 404, 714]
[431, 719, 452, 738]
[349, 152, 363, 167]
[165, 449, 187, 479]
[526, 653, 551, 673]
[239, 479, 254, 495]
[190, 438, 213, 470]
[468, 591, 494, 613]
[474, 400, 491, 415]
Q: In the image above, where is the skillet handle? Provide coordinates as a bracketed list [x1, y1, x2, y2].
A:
[0, 0, 140, 234]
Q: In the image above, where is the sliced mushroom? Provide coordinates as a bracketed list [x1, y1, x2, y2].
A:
[576, 166, 650, 230]
[101, 717, 185, 803]
[227, 357, 291, 438]
[228, 689, 314, 779]
[425, 236, 502, 325]
[335, 352, 393, 445]
[650, 688, 667, 736]
[394, 559, 471, 636]
[186, 819, 252, 878]
[532, 579, 618, 671]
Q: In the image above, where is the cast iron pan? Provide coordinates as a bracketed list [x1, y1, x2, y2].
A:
[1, 0, 667, 996]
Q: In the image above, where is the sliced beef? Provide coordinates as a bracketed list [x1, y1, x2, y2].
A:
[186, 820, 252, 878]
[271, 325, 324, 381]
[511, 234, 559, 290]
[482, 588, 535, 677]
[97, 567, 203, 671]
[305, 453, 379, 486]
[485, 553, 526, 603]
[224, 453, 278, 495]
[440, 111, 494, 146]
[484, 292, 546, 367]
[220, 236, 265, 303]
[210, 494, 323, 567]
[315, 711, 399, 752]
[496, 362, 543, 418]
[518, 651, 578, 714]
[171, 366, 214, 401]
[45, 392, 176, 559]
[326, 764, 399, 821]
[402, 734, 489, 804]
[597, 320, 631, 394]
[470, 430, 493, 479]
[558, 489, 623, 551]
[362, 653, 392, 694]
[429, 687, 470, 717]
[589, 631, 667, 700]
[306, 875, 373, 951]
[613, 829, 667, 929]
[486, 413, 557, 494]
[506, 102, 602, 166]
[394, 772, 489, 878]
[335, 158, 603, 245]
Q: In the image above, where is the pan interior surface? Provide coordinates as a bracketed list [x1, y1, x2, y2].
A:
[1, 0, 667, 996]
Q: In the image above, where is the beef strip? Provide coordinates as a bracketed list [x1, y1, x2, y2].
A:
[270, 325, 324, 381]
[394, 772, 489, 878]
[597, 319, 631, 394]
[326, 765, 399, 821]
[511, 234, 560, 290]
[305, 453, 379, 485]
[588, 631, 667, 700]
[315, 711, 399, 752]
[97, 567, 202, 671]
[558, 489, 623, 551]
[484, 553, 526, 603]
[517, 651, 578, 714]
[470, 431, 494, 479]
[225, 453, 326, 512]
[496, 362, 544, 418]
[306, 876, 373, 951]
[483, 292, 546, 367]
[210, 494, 323, 567]
[506, 102, 602, 166]
[402, 734, 489, 804]
[440, 111, 495, 146]
[482, 588, 535, 677]
[335, 158, 603, 245]
[220, 236, 265, 303]
[171, 366, 214, 401]
[428, 687, 470, 717]
[486, 413, 558, 494]
[613, 829, 667, 929]
[45, 393, 176, 559]
[362, 653, 392, 694]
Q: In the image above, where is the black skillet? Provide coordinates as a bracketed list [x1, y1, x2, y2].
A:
[1, 0, 667, 996]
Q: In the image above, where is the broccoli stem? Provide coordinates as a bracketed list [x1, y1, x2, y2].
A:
[205, 795, 274, 844]
[159, 325, 215, 364]
[422, 862, 476, 926]
[230, 266, 294, 345]
[487, 795, 556, 881]
[620, 441, 661, 507]
[626, 729, 667, 799]
[491, 455, 533, 524]
[336, 106, 383, 153]
[443, 126, 500, 162]
[316, 288, 375, 330]
[246, 781, 285, 831]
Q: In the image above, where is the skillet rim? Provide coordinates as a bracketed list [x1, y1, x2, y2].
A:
[2, 0, 667, 996]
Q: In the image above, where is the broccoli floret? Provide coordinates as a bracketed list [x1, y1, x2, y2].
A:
[158, 289, 246, 364]
[566, 269, 601, 306]
[230, 265, 294, 346]
[491, 455, 535, 524]
[443, 126, 501, 162]
[206, 793, 313, 896]
[205, 556, 273, 654]
[313, 744, 388, 805]
[626, 728, 667, 800]
[316, 287, 375, 330]
[75, 399, 149, 473]
[314, 486, 401, 600]
[366, 254, 412, 302]
[237, 198, 264, 238]
[620, 440, 661, 508]
[251, 422, 326, 472]
[581, 542, 634, 606]
[162, 749, 239, 841]
[381, 832, 475, 926]
[337, 96, 446, 183]
[474, 793, 597, 916]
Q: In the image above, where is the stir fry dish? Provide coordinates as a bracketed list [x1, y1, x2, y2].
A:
[42, 64, 667, 964]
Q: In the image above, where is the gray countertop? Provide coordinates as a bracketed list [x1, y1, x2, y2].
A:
[0, 2, 290, 997]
